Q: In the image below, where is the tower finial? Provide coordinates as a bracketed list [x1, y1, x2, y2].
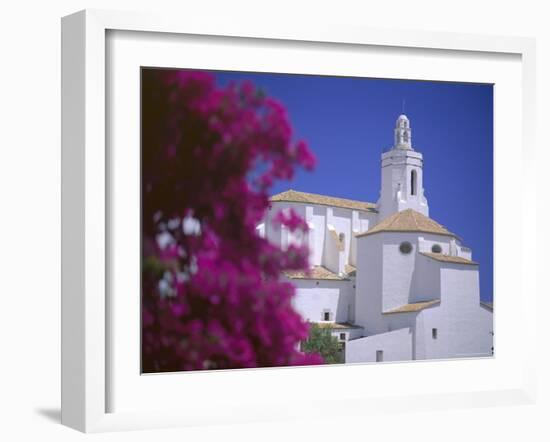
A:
[394, 114, 412, 150]
[402, 99, 406, 114]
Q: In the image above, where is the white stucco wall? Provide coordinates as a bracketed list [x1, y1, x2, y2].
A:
[345, 327, 365, 340]
[263, 205, 280, 246]
[437, 264, 492, 357]
[411, 249, 441, 303]
[412, 261, 492, 360]
[357, 232, 457, 314]
[262, 200, 377, 273]
[346, 327, 413, 363]
[353, 230, 492, 362]
[384, 311, 417, 333]
[311, 205, 326, 266]
[290, 279, 354, 323]
[377, 148, 429, 221]
[417, 234, 451, 255]
[457, 245, 473, 260]
[354, 234, 383, 333]
[264, 202, 307, 248]
[358, 212, 372, 233]
[324, 222, 343, 274]
[381, 232, 419, 312]
[350, 211, 374, 266]
[330, 208, 352, 254]
[330, 327, 364, 342]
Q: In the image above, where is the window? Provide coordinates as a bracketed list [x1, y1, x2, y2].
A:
[339, 333, 346, 341]
[338, 342, 346, 356]
[431, 244, 442, 253]
[376, 350, 384, 362]
[323, 311, 330, 321]
[399, 241, 412, 254]
[411, 170, 417, 196]
[432, 328, 438, 339]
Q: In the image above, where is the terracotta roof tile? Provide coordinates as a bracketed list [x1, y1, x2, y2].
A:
[315, 322, 363, 330]
[344, 264, 356, 276]
[383, 299, 440, 314]
[420, 252, 478, 265]
[271, 190, 376, 212]
[356, 209, 457, 238]
[283, 265, 346, 281]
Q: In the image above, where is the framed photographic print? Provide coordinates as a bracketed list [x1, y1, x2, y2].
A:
[140, 67, 494, 375]
[61, 9, 537, 433]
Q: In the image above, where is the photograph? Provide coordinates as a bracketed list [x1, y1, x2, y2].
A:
[140, 67, 494, 373]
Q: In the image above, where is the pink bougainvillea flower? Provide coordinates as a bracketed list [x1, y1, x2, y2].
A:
[272, 208, 310, 232]
[141, 69, 320, 372]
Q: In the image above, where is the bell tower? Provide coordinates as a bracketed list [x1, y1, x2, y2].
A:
[394, 113, 412, 149]
[376, 115, 429, 222]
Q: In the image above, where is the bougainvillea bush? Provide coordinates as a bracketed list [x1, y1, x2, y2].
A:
[141, 69, 323, 372]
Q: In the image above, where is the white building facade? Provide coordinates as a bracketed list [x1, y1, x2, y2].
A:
[257, 114, 493, 363]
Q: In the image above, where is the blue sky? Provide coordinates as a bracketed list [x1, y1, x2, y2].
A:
[212, 71, 493, 302]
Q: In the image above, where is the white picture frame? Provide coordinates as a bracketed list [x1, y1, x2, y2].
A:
[61, 9, 537, 433]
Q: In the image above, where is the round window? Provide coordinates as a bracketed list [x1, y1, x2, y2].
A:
[399, 241, 412, 254]
[431, 244, 442, 253]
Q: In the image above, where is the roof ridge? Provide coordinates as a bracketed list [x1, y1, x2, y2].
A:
[383, 210, 400, 229]
[356, 208, 458, 239]
[276, 189, 369, 202]
[412, 209, 421, 231]
[271, 189, 376, 212]
[383, 299, 440, 314]
[283, 264, 349, 281]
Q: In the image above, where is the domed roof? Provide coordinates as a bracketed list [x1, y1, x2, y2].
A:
[397, 114, 409, 121]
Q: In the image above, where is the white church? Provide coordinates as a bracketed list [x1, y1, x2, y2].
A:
[257, 114, 494, 363]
